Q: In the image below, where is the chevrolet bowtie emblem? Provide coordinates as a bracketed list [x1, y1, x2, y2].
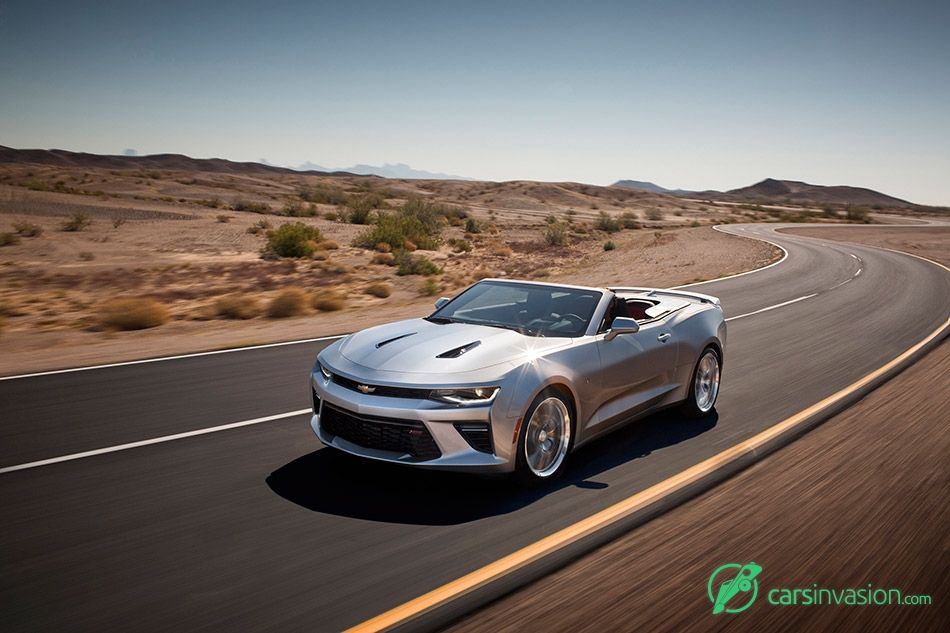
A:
[357, 384, 376, 394]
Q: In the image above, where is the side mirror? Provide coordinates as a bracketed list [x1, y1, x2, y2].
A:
[605, 316, 639, 341]
[434, 297, 451, 310]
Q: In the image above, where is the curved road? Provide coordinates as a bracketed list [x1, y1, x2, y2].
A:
[2, 225, 949, 632]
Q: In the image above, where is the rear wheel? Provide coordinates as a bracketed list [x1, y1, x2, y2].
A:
[682, 347, 721, 418]
[515, 388, 573, 484]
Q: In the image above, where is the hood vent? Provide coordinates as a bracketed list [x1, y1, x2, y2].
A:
[375, 332, 417, 349]
[436, 340, 481, 359]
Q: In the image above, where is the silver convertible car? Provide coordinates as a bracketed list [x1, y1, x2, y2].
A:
[310, 279, 725, 483]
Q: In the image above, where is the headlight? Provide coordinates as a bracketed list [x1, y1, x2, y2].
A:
[318, 362, 332, 381]
[429, 387, 499, 405]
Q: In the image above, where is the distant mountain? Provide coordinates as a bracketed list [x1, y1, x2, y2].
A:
[716, 178, 912, 208]
[0, 146, 476, 182]
[296, 161, 472, 181]
[0, 145, 329, 177]
[612, 179, 671, 194]
[612, 179, 695, 196]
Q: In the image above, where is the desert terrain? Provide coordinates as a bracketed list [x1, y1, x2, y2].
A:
[0, 162, 786, 374]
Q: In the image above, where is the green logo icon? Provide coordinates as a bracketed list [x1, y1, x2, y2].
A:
[708, 563, 762, 614]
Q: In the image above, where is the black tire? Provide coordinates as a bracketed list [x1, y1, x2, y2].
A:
[682, 346, 721, 418]
[514, 388, 574, 485]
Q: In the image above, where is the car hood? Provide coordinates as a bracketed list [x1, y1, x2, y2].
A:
[338, 318, 572, 376]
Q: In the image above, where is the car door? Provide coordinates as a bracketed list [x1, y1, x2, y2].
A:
[586, 317, 679, 433]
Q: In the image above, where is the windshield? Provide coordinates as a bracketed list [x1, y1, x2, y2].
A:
[427, 281, 602, 337]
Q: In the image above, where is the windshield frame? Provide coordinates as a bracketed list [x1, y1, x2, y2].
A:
[426, 280, 604, 338]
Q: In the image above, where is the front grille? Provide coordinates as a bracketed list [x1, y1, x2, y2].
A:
[330, 374, 430, 400]
[454, 422, 494, 454]
[320, 403, 441, 460]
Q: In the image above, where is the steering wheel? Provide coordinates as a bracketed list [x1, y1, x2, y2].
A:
[555, 313, 585, 330]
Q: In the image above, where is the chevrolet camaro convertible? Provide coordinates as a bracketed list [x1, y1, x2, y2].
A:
[310, 279, 725, 482]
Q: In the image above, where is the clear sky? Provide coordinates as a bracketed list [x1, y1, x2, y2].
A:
[1, 0, 948, 204]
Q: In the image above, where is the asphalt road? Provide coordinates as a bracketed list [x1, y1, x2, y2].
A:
[2, 224, 949, 632]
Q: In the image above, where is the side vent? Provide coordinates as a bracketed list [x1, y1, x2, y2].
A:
[436, 341, 481, 359]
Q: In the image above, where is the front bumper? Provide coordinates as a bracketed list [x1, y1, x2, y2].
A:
[310, 370, 517, 474]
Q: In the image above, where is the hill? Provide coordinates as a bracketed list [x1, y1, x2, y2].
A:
[0, 145, 345, 177]
[712, 178, 912, 208]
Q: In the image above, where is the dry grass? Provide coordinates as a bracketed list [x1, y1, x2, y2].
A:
[311, 289, 346, 312]
[485, 239, 513, 257]
[267, 287, 310, 318]
[371, 252, 395, 265]
[364, 281, 392, 298]
[98, 297, 170, 330]
[215, 294, 262, 319]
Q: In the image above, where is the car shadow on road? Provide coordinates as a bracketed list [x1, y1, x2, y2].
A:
[266, 409, 717, 525]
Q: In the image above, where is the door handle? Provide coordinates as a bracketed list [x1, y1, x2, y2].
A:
[657, 332, 672, 343]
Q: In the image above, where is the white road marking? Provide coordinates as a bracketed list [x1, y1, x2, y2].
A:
[0, 336, 346, 382]
[725, 293, 819, 322]
[0, 408, 312, 475]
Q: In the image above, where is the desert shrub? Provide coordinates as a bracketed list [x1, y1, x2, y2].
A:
[198, 196, 223, 208]
[247, 225, 263, 235]
[61, 213, 92, 232]
[216, 214, 232, 223]
[283, 198, 316, 217]
[465, 218, 482, 233]
[353, 212, 438, 251]
[822, 206, 839, 219]
[346, 197, 375, 225]
[297, 185, 347, 205]
[364, 281, 392, 298]
[111, 217, 126, 229]
[484, 222, 499, 234]
[232, 198, 271, 213]
[267, 287, 310, 318]
[216, 294, 261, 319]
[690, 220, 702, 227]
[316, 239, 339, 250]
[542, 222, 570, 246]
[472, 268, 493, 280]
[79, 251, 95, 260]
[312, 289, 346, 311]
[447, 238, 472, 252]
[98, 297, 170, 330]
[486, 239, 513, 257]
[846, 206, 870, 223]
[324, 210, 339, 221]
[620, 211, 641, 229]
[645, 209, 664, 221]
[263, 222, 323, 258]
[603, 241, 616, 251]
[13, 221, 44, 237]
[396, 254, 443, 276]
[594, 211, 622, 232]
[371, 252, 395, 265]
[346, 193, 387, 224]
[0, 232, 21, 246]
[418, 279, 442, 296]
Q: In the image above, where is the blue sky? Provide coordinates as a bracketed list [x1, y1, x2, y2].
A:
[1, 1, 948, 204]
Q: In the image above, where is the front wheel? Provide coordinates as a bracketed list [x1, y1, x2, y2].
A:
[682, 347, 721, 418]
[515, 388, 573, 484]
